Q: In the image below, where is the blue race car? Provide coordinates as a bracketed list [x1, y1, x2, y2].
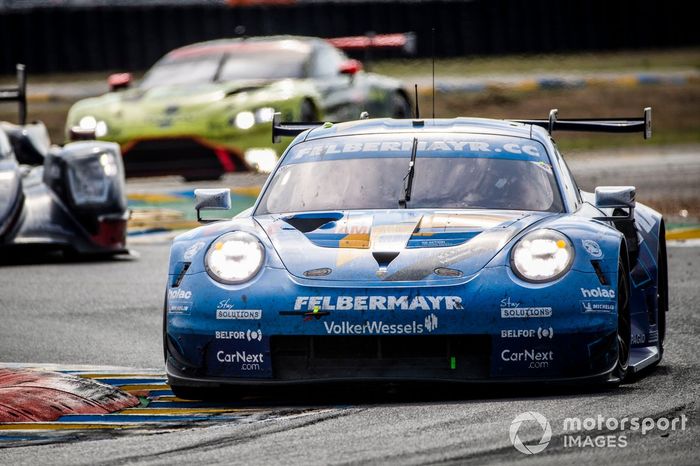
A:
[164, 109, 667, 399]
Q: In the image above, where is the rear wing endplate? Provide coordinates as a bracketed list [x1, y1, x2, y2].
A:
[272, 112, 326, 143]
[0, 64, 27, 125]
[513, 107, 651, 139]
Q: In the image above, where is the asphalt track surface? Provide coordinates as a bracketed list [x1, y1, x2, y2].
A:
[1, 148, 699, 464]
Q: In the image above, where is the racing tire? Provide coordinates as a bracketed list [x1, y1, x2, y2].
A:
[656, 226, 668, 358]
[391, 92, 412, 119]
[613, 258, 632, 383]
[162, 292, 168, 363]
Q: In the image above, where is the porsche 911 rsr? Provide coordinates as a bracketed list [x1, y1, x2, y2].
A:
[163, 109, 666, 399]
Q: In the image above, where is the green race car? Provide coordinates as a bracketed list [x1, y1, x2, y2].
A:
[65, 35, 412, 180]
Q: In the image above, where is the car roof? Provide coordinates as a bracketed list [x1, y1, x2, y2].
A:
[168, 36, 319, 59]
[302, 118, 550, 145]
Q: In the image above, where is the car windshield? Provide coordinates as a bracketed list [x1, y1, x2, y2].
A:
[140, 47, 307, 88]
[218, 50, 307, 81]
[256, 134, 563, 214]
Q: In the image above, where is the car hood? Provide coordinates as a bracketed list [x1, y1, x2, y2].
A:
[255, 209, 547, 283]
[68, 79, 281, 129]
[120, 80, 274, 104]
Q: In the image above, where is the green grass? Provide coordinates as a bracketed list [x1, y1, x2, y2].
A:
[372, 47, 700, 77]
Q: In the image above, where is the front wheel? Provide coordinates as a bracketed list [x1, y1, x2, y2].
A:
[613, 258, 632, 382]
[656, 228, 668, 357]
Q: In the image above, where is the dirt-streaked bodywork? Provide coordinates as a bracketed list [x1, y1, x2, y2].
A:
[163, 118, 666, 392]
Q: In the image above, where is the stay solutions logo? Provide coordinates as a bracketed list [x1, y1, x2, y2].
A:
[509, 411, 552, 455]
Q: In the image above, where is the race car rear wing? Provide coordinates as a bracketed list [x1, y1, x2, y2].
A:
[327, 32, 416, 55]
[513, 107, 652, 139]
[272, 112, 327, 143]
[272, 107, 652, 143]
[0, 64, 27, 125]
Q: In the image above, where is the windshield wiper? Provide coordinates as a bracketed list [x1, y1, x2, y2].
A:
[399, 137, 418, 208]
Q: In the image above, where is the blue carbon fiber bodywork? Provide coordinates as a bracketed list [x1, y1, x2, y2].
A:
[164, 118, 665, 385]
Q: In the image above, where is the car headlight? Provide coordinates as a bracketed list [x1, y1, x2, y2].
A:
[78, 115, 109, 137]
[79, 116, 97, 130]
[66, 150, 121, 207]
[511, 229, 574, 282]
[254, 107, 275, 123]
[205, 231, 265, 284]
[95, 121, 109, 137]
[232, 107, 276, 130]
[244, 148, 278, 173]
[233, 111, 255, 130]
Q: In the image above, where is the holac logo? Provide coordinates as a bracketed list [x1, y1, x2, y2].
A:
[509, 412, 552, 455]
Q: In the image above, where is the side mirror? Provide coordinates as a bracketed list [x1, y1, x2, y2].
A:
[108, 72, 132, 92]
[339, 59, 363, 76]
[194, 188, 231, 223]
[594, 186, 636, 220]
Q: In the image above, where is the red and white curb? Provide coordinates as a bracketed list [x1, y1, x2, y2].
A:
[0, 363, 326, 448]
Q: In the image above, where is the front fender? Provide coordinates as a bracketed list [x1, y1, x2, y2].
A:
[168, 218, 286, 278]
[627, 202, 664, 346]
[487, 214, 624, 278]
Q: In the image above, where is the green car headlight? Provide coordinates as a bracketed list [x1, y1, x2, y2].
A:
[233, 111, 255, 130]
[78, 115, 109, 137]
[232, 107, 276, 130]
[254, 107, 275, 123]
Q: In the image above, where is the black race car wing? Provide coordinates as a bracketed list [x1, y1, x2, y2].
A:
[512, 107, 652, 139]
[271, 113, 326, 143]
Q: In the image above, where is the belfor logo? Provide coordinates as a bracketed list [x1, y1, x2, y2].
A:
[509, 411, 552, 455]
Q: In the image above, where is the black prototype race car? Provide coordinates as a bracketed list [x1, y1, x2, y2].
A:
[1, 65, 129, 258]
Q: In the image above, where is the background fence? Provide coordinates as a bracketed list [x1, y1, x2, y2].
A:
[1, 0, 696, 74]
